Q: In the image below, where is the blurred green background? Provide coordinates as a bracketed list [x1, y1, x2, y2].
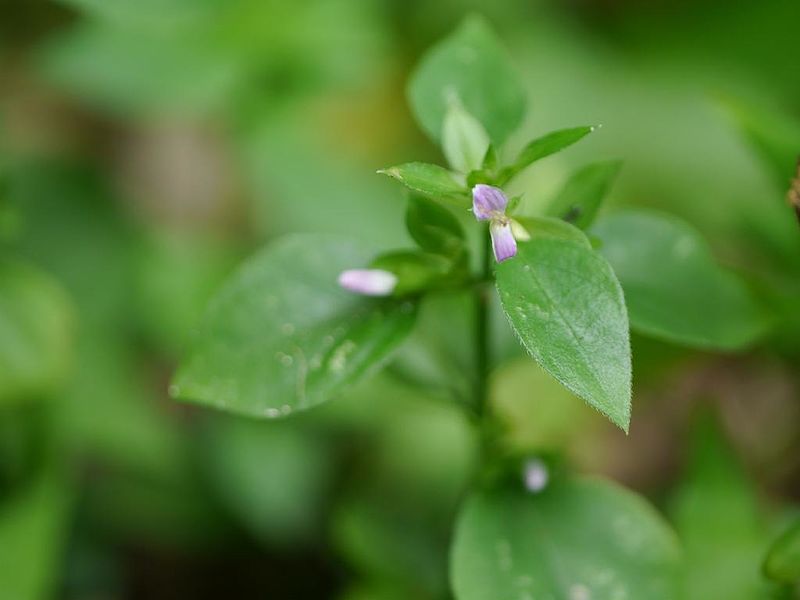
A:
[0, 0, 799, 598]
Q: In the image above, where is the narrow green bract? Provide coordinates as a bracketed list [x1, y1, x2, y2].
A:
[172, 235, 417, 418]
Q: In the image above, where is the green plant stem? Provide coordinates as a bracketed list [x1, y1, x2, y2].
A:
[474, 227, 492, 418]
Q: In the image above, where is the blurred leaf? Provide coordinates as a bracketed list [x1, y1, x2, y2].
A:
[442, 101, 490, 174]
[0, 259, 74, 404]
[378, 163, 465, 202]
[135, 230, 239, 357]
[496, 233, 632, 431]
[593, 209, 769, 350]
[451, 477, 682, 600]
[405, 195, 465, 258]
[56, 0, 223, 25]
[371, 250, 455, 296]
[720, 97, 800, 190]
[173, 235, 417, 418]
[204, 417, 333, 545]
[0, 472, 71, 600]
[545, 160, 622, 229]
[671, 415, 779, 600]
[333, 491, 448, 599]
[764, 520, 800, 585]
[491, 359, 598, 452]
[408, 15, 525, 146]
[499, 126, 595, 184]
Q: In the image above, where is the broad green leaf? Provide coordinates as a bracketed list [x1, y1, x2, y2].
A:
[378, 163, 465, 202]
[405, 195, 465, 257]
[499, 126, 595, 184]
[545, 160, 621, 229]
[720, 96, 800, 189]
[764, 520, 800, 585]
[0, 472, 71, 600]
[0, 259, 74, 404]
[407, 15, 525, 145]
[671, 415, 778, 600]
[451, 477, 682, 600]
[592, 210, 769, 350]
[496, 234, 631, 431]
[172, 235, 417, 418]
[442, 101, 490, 174]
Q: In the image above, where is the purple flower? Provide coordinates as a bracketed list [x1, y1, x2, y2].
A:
[338, 269, 397, 296]
[472, 184, 518, 262]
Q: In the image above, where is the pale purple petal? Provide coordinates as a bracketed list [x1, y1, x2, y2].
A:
[472, 184, 508, 220]
[523, 458, 549, 493]
[338, 269, 397, 296]
[490, 220, 517, 262]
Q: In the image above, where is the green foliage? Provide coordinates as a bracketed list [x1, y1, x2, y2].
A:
[545, 160, 622, 229]
[0, 472, 71, 600]
[204, 417, 333, 545]
[407, 15, 526, 145]
[370, 250, 457, 296]
[671, 415, 780, 600]
[405, 195, 466, 258]
[378, 163, 466, 203]
[764, 520, 800, 585]
[721, 97, 800, 189]
[498, 126, 595, 184]
[496, 230, 632, 431]
[451, 477, 683, 600]
[593, 209, 769, 350]
[0, 259, 74, 404]
[173, 235, 417, 418]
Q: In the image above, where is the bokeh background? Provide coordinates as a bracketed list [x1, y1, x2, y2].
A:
[1, 0, 799, 598]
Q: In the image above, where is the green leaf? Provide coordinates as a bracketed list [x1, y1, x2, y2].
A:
[671, 414, 779, 600]
[451, 477, 682, 600]
[204, 417, 333, 545]
[405, 195, 465, 257]
[0, 259, 74, 404]
[0, 472, 72, 600]
[370, 250, 456, 295]
[764, 520, 800, 585]
[545, 160, 621, 229]
[407, 15, 525, 146]
[719, 96, 800, 189]
[172, 235, 417, 418]
[442, 101, 490, 174]
[496, 234, 632, 431]
[592, 209, 769, 350]
[378, 163, 466, 202]
[499, 126, 595, 184]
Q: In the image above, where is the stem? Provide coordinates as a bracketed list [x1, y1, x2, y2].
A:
[474, 227, 492, 417]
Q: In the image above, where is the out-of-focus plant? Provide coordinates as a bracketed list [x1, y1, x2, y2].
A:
[171, 16, 786, 599]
